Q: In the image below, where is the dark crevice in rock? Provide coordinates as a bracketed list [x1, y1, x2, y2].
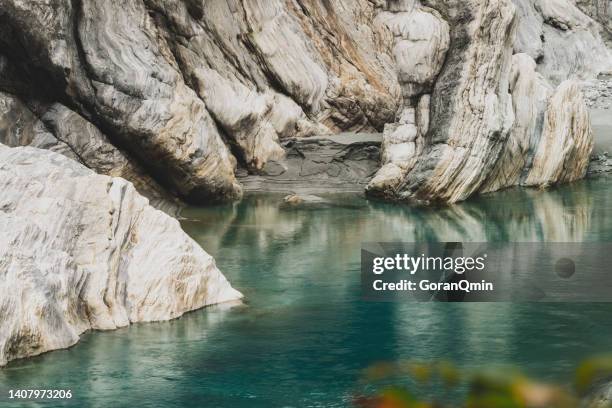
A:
[419, 1, 474, 146]
[32, 109, 89, 169]
[142, 5, 253, 175]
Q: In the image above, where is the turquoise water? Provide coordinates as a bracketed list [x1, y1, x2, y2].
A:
[2, 177, 612, 407]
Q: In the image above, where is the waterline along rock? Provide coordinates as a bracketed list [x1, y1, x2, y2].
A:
[0, 0, 609, 204]
[0, 144, 242, 367]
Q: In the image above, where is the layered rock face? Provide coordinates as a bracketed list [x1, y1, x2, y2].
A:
[0, 0, 609, 205]
[366, 0, 449, 196]
[368, 0, 608, 203]
[0, 0, 609, 369]
[0, 0, 402, 205]
[0, 0, 242, 203]
[514, 0, 611, 83]
[0, 144, 242, 366]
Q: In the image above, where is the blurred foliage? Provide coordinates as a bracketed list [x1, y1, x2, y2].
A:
[353, 356, 612, 408]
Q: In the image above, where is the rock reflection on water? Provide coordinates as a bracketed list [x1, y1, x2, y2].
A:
[0, 301, 240, 407]
[183, 178, 597, 250]
[181, 180, 601, 309]
[76, 301, 240, 406]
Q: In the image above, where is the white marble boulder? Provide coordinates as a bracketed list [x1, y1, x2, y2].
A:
[0, 144, 242, 367]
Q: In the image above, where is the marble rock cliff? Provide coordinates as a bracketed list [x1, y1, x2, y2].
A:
[0, 0, 610, 205]
[367, 0, 608, 202]
[0, 144, 242, 366]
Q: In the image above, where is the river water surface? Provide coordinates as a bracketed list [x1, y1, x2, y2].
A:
[2, 177, 612, 407]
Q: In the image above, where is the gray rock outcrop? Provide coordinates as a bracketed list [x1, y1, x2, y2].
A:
[0, 0, 402, 204]
[366, 1, 449, 197]
[575, 0, 612, 44]
[238, 134, 381, 193]
[514, 0, 611, 83]
[523, 80, 594, 185]
[0, 144, 242, 367]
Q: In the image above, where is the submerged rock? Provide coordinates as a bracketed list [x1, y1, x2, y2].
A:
[283, 194, 327, 205]
[0, 144, 242, 367]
